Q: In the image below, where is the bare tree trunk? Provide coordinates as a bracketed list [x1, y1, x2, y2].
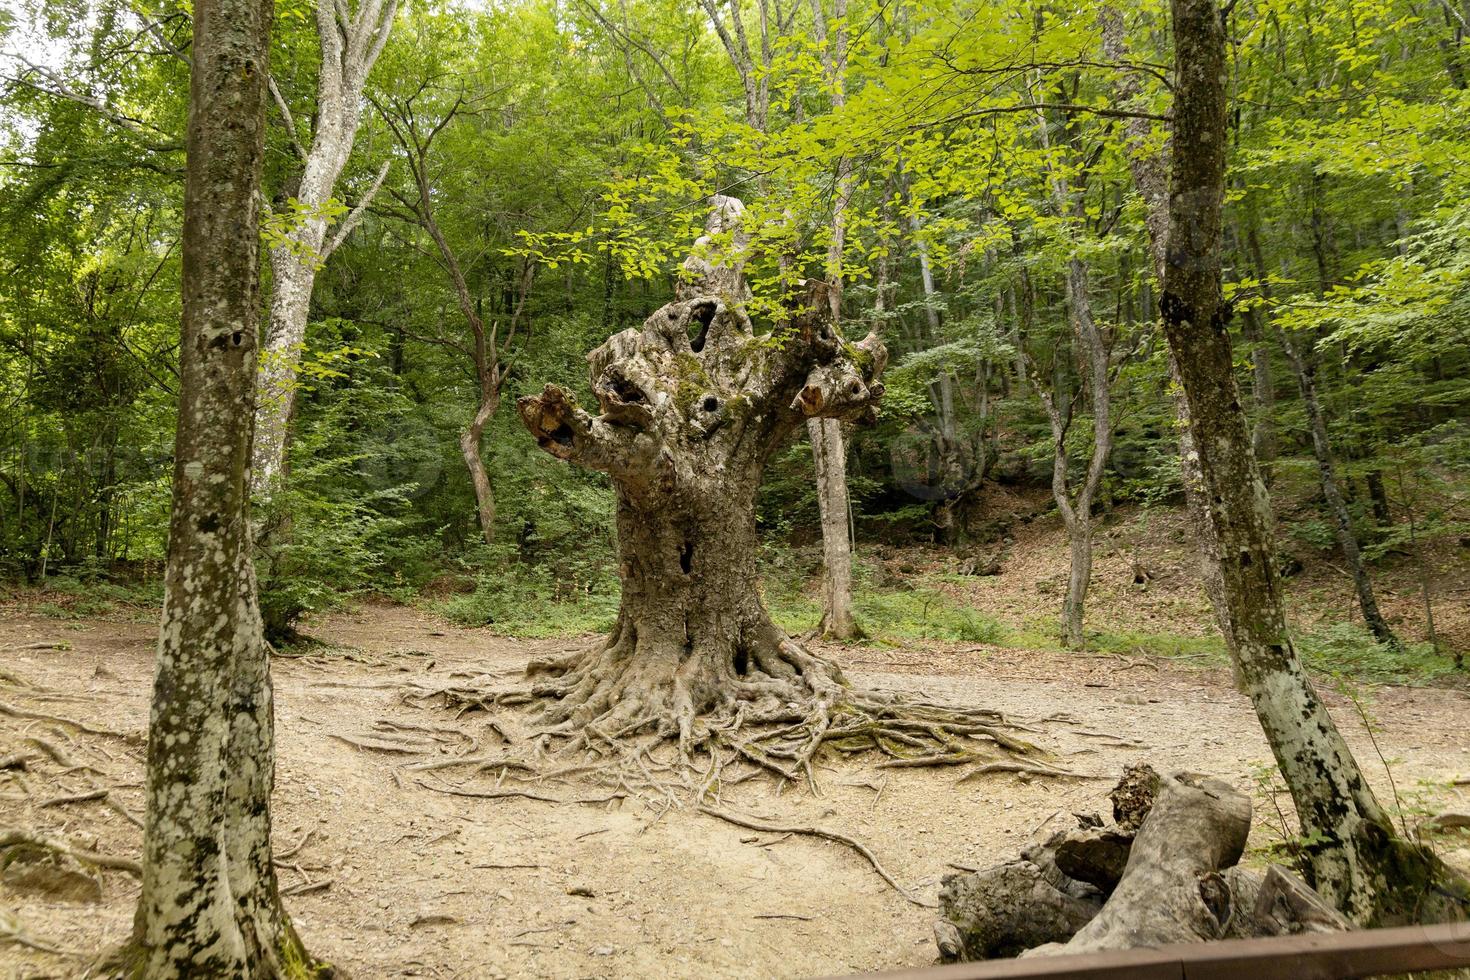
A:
[1239, 302, 1278, 471]
[1098, 5, 1233, 648]
[104, 0, 326, 971]
[252, 0, 397, 497]
[1160, 0, 1457, 924]
[803, 0, 860, 638]
[811, 416, 857, 638]
[1061, 522, 1093, 649]
[1029, 104, 1113, 649]
[460, 390, 500, 548]
[374, 98, 534, 547]
[902, 197, 969, 542]
[1276, 330, 1398, 645]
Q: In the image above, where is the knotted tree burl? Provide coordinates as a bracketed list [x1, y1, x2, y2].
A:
[517, 277, 885, 750]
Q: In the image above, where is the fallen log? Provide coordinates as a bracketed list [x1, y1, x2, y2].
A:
[936, 767, 1349, 965]
[1035, 771, 1251, 953]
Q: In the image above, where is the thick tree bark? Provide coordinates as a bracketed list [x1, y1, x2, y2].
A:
[936, 767, 1349, 963]
[252, 0, 397, 497]
[517, 214, 886, 743]
[1159, 0, 1458, 924]
[1048, 772, 1251, 953]
[104, 0, 326, 973]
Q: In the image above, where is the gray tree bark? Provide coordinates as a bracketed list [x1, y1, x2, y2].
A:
[252, 0, 398, 497]
[104, 0, 327, 973]
[1099, 5, 1233, 648]
[936, 767, 1350, 963]
[1028, 101, 1113, 649]
[1158, 0, 1457, 924]
[807, 0, 859, 638]
[517, 220, 886, 743]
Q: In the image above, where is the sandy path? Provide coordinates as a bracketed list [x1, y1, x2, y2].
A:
[2, 603, 1467, 978]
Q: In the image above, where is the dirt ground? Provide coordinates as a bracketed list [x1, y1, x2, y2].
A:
[2, 602, 1469, 979]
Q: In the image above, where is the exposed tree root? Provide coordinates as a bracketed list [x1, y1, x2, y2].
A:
[398, 633, 1065, 908]
[1, 909, 79, 957]
[0, 702, 143, 746]
[403, 634, 1049, 801]
[416, 778, 627, 807]
[697, 804, 936, 908]
[0, 829, 141, 876]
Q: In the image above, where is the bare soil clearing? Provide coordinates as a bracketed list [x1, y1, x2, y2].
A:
[2, 603, 1468, 979]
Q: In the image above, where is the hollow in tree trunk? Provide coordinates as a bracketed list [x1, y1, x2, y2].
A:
[516, 275, 885, 745]
[430, 200, 1049, 787]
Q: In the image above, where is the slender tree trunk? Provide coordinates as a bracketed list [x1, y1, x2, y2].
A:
[254, 244, 317, 496]
[808, 0, 859, 638]
[375, 114, 526, 548]
[107, 0, 326, 971]
[252, 0, 397, 497]
[1161, 0, 1455, 924]
[461, 390, 500, 548]
[1061, 520, 1093, 649]
[811, 416, 857, 638]
[910, 208, 966, 541]
[1031, 97, 1113, 647]
[1276, 331, 1398, 645]
[1365, 470, 1392, 530]
[1239, 303, 1278, 472]
[1099, 4, 1233, 649]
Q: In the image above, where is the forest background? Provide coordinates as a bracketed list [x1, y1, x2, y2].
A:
[1, 0, 1468, 680]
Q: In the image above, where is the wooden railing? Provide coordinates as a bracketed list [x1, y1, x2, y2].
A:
[835, 922, 1470, 980]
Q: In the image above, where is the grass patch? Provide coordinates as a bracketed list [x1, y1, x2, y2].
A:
[414, 549, 1467, 690]
[438, 570, 621, 638]
[765, 580, 1015, 645]
[20, 574, 164, 620]
[1088, 629, 1230, 664]
[1297, 623, 1460, 685]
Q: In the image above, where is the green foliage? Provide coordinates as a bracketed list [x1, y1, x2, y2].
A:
[1297, 624, 1458, 686]
[438, 544, 620, 637]
[2, 0, 1466, 680]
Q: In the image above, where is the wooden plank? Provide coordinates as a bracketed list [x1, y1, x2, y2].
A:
[834, 922, 1470, 980]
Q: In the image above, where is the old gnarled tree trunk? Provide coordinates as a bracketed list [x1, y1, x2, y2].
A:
[516, 272, 885, 744]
